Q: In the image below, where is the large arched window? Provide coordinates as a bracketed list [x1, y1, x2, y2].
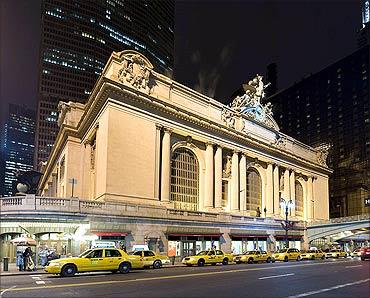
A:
[295, 181, 304, 217]
[246, 169, 262, 213]
[170, 148, 199, 211]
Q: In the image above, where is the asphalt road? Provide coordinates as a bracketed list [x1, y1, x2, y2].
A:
[1, 258, 369, 298]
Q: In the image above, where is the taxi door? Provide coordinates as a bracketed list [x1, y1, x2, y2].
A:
[104, 249, 124, 270]
[142, 251, 156, 266]
[260, 251, 268, 262]
[207, 250, 217, 264]
[87, 249, 107, 271]
[215, 250, 224, 263]
[287, 248, 297, 260]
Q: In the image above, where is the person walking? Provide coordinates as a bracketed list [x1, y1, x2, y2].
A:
[16, 250, 24, 271]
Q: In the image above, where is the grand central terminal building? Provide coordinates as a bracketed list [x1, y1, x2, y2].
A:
[1, 51, 332, 260]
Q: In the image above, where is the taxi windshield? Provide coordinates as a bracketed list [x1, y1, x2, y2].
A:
[196, 251, 208, 256]
[79, 249, 93, 258]
[277, 249, 287, 253]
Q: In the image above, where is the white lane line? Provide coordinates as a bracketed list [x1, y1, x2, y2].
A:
[31, 277, 41, 280]
[345, 265, 362, 268]
[30, 275, 42, 277]
[0, 286, 16, 297]
[287, 278, 370, 298]
[35, 281, 45, 285]
[259, 273, 295, 280]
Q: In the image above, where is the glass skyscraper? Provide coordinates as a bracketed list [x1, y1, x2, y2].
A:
[0, 104, 36, 197]
[36, 0, 174, 167]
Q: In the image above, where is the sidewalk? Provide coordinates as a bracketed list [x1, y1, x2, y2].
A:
[0, 262, 185, 277]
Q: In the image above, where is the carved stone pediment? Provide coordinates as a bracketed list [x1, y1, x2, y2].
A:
[221, 108, 236, 129]
[118, 50, 154, 93]
[272, 135, 287, 150]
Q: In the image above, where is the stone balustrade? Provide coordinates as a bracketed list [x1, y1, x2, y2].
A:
[0, 195, 304, 228]
[308, 213, 370, 226]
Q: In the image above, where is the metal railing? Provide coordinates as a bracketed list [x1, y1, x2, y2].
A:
[308, 213, 370, 226]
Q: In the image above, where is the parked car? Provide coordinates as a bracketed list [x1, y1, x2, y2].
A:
[300, 249, 325, 260]
[130, 250, 170, 268]
[360, 247, 370, 261]
[350, 248, 363, 258]
[272, 248, 301, 262]
[325, 249, 347, 259]
[233, 251, 274, 264]
[45, 248, 143, 277]
[182, 249, 233, 266]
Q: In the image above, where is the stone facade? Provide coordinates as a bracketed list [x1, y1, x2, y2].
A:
[35, 50, 332, 256]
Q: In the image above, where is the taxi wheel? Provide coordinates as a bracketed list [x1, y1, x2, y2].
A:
[61, 264, 76, 277]
[266, 257, 272, 263]
[321, 255, 325, 260]
[153, 260, 162, 269]
[119, 262, 131, 274]
[222, 258, 229, 265]
[198, 259, 205, 267]
[284, 256, 288, 262]
[247, 258, 253, 264]
[296, 256, 301, 262]
[311, 256, 315, 260]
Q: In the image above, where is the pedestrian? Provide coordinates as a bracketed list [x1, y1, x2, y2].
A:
[16, 250, 24, 271]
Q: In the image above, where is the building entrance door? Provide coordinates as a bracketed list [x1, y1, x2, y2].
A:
[182, 241, 196, 257]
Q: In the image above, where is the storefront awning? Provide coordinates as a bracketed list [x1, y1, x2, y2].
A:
[166, 226, 222, 237]
[274, 230, 303, 239]
[230, 229, 268, 238]
[92, 232, 128, 237]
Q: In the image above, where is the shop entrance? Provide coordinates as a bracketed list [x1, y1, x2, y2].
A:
[182, 241, 196, 257]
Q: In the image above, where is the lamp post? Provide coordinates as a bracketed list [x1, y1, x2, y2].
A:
[280, 197, 294, 249]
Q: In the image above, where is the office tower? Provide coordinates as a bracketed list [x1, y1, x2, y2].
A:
[1, 104, 36, 196]
[36, 0, 174, 167]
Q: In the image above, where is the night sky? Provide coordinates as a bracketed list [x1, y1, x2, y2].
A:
[0, 0, 363, 122]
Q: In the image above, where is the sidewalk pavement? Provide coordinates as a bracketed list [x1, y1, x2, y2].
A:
[0, 262, 185, 277]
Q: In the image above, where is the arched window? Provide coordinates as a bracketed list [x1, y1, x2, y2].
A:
[246, 169, 262, 213]
[295, 181, 304, 217]
[170, 148, 199, 211]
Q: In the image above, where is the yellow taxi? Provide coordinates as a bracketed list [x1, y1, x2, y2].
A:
[272, 248, 301, 262]
[325, 249, 347, 259]
[300, 249, 325, 260]
[45, 248, 143, 277]
[131, 250, 170, 268]
[182, 249, 233, 266]
[233, 250, 275, 264]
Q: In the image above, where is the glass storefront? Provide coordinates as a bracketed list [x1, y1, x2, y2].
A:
[168, 235, 220, 258]
[231, 237, 268, 254]
[276, 238, 302, 250]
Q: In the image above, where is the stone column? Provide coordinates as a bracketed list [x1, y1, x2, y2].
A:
[239, 153, 247, 212]
[266, 163, 273, 216]
[52, 173, 57, 197]
[231, 151, 239, 211]
[154, 124, 162, 200]
[273, 164, 280, 216]
[161, 128, 172, 202]
[306, 176, 314, 220]
[283, 168, 290, 216]
[204, 142, 214, 209]
[290, 170, 296, 217]
[214, 145, 223, 209]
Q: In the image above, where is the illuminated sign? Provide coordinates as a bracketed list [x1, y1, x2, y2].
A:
[365, 198, 370, 207]
[364, 1, 370, 25]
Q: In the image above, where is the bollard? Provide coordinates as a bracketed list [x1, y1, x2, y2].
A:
[171, 256, 175, 265]
[3, 257, 9, 271]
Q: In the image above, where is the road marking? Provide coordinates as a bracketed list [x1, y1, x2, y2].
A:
[287, 278, 370, 298]
[35, 281, 45, 285]
[0, 260, 356, 293]
[0, 286, 16, 297]
[30, 275, 42, 277]
[345, 265, 362, 268]
[258, 273, 294, 280]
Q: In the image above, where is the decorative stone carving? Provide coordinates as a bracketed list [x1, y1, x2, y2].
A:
[273, 135, 287, 149]
[118, 50, 153, 93]
[221, 108, 236, 129]
[315, 143, 331, 166]
[229, 74, 279, 131]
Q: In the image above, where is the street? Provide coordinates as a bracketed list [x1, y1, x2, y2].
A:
[1, 258, 369, 298]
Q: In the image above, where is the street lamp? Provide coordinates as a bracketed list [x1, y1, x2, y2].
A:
[280, 197, 294, 249]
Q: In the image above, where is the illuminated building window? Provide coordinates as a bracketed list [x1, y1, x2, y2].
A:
[246, 169, 262, 212]
[170, 148, 199, 211]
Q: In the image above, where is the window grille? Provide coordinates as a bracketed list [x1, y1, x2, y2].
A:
[295, 181, 304, 217]
[246, 170, 262, 211]
[170, 148, 199, 211]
